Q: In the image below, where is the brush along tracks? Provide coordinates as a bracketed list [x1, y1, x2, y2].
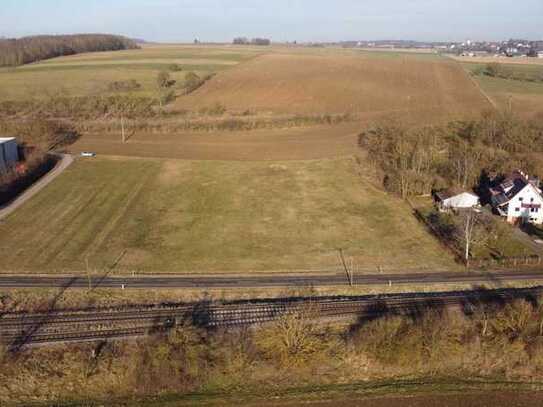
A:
[1, 286, 542, 347]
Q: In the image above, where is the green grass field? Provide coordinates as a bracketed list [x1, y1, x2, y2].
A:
[0, 156, 457, 274]
[0, 44, 261, 100]
[461, 61, 543, 117]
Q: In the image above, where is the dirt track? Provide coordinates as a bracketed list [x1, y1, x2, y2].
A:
[70, 123, 363, 161]
[260, 392, 543, 407]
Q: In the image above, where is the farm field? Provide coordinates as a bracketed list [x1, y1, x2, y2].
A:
[174, 52, 491, 120]
[0, 45, 497, 276]
[461, 61, 543, 118]
[70, 122, 362, 161]
[0, 44, 262, 101]
[0, 156, 457, 274]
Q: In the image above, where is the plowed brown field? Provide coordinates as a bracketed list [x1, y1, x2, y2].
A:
[174, 53, 491, 120]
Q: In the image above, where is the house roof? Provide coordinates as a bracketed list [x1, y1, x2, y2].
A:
[435, 187, 477, 202]
[490, 170, 542, 206]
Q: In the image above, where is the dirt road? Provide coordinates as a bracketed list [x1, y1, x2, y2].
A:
[70, 123, 362, 161]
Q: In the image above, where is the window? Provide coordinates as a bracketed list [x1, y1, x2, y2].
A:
[519, 197, 524, 202]
[532, 208, 536, 213]
[531, 198, 535, 202]
[516, 208, 520, 212]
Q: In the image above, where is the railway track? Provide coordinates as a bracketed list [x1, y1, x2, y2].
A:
[1, 286, 541, 347]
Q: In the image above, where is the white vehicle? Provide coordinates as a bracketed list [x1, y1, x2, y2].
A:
[80, 152, 96, 157]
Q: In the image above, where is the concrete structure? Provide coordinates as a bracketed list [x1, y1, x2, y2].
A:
[490, 170, 543, 225]
[435, 188, 480, 211]
[0, 137, 18, 173]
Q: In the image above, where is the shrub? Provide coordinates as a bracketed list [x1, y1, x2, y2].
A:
[132, 323, 209, 394]
[157, 71, 176, 89]
[158, 90, 176, 106]
[255, 305, 332, 367]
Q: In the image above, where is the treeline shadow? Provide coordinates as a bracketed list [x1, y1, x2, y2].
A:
[0, 154, 58, 207]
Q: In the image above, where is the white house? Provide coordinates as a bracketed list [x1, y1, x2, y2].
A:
[435, 188, 480, 211]
[0, 137, 18, 173]
[490, 170, 543, 225]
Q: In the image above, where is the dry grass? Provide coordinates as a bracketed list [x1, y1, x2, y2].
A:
[0, 44, 260, 101]
[461, 61, 543, 119]
[6, 280, 540, 313]
[0, 155, 457, 274]
[4, 294, 543, 405]
[174, 53, 490, 119]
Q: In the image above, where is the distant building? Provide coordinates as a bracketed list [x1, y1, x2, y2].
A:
[434, 188, 480, 211]
[0, 137, 18, 173]
[489, 170, 543, 225]
[538, 51, 543, 59]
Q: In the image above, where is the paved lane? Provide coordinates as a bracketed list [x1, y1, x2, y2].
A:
[1, 269, 543, 289]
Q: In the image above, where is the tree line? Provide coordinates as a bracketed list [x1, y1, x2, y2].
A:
[0, 34, 139, 67]
[233, 37, 271, 46]
[359, 111, 543, 198]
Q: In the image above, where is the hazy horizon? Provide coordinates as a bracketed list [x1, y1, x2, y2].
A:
[1, 0, 542, 43]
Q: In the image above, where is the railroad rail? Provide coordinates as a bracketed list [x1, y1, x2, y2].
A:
[1, 286, 541, 348]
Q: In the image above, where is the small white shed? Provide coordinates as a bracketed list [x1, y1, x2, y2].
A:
[0, 137, 19, 173]
[435, 188, 480, 211]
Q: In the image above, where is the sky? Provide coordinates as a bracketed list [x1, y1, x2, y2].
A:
[1, 0, 542, 43]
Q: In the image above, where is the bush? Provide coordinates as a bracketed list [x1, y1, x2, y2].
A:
[254, 305, 333, 367]
[132, 324, 209, 394]
[157, 71, 175, 89]
[158, 90, 176, 106]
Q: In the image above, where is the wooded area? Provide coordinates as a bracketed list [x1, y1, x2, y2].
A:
[359, 112, 543, 198]
[0, 34, 138, 67]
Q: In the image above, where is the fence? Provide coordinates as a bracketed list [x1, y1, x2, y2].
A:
[470, 255, 543, 270]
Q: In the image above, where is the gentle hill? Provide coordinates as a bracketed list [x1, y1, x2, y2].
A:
[174, 53, 492, 121]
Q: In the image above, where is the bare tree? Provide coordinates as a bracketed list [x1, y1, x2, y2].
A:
[457, 209, 488, 267]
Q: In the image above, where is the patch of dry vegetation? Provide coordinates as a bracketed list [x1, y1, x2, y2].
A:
[4, 297, 543, 404]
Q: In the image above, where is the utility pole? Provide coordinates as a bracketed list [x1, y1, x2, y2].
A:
[86, 256, 91, 291]
[121, 116, 126, 143]
[338, 249, 353, 287]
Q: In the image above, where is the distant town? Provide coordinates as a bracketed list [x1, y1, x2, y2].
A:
[340, 39, 543, 58]
[232, 37, 543, 58]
